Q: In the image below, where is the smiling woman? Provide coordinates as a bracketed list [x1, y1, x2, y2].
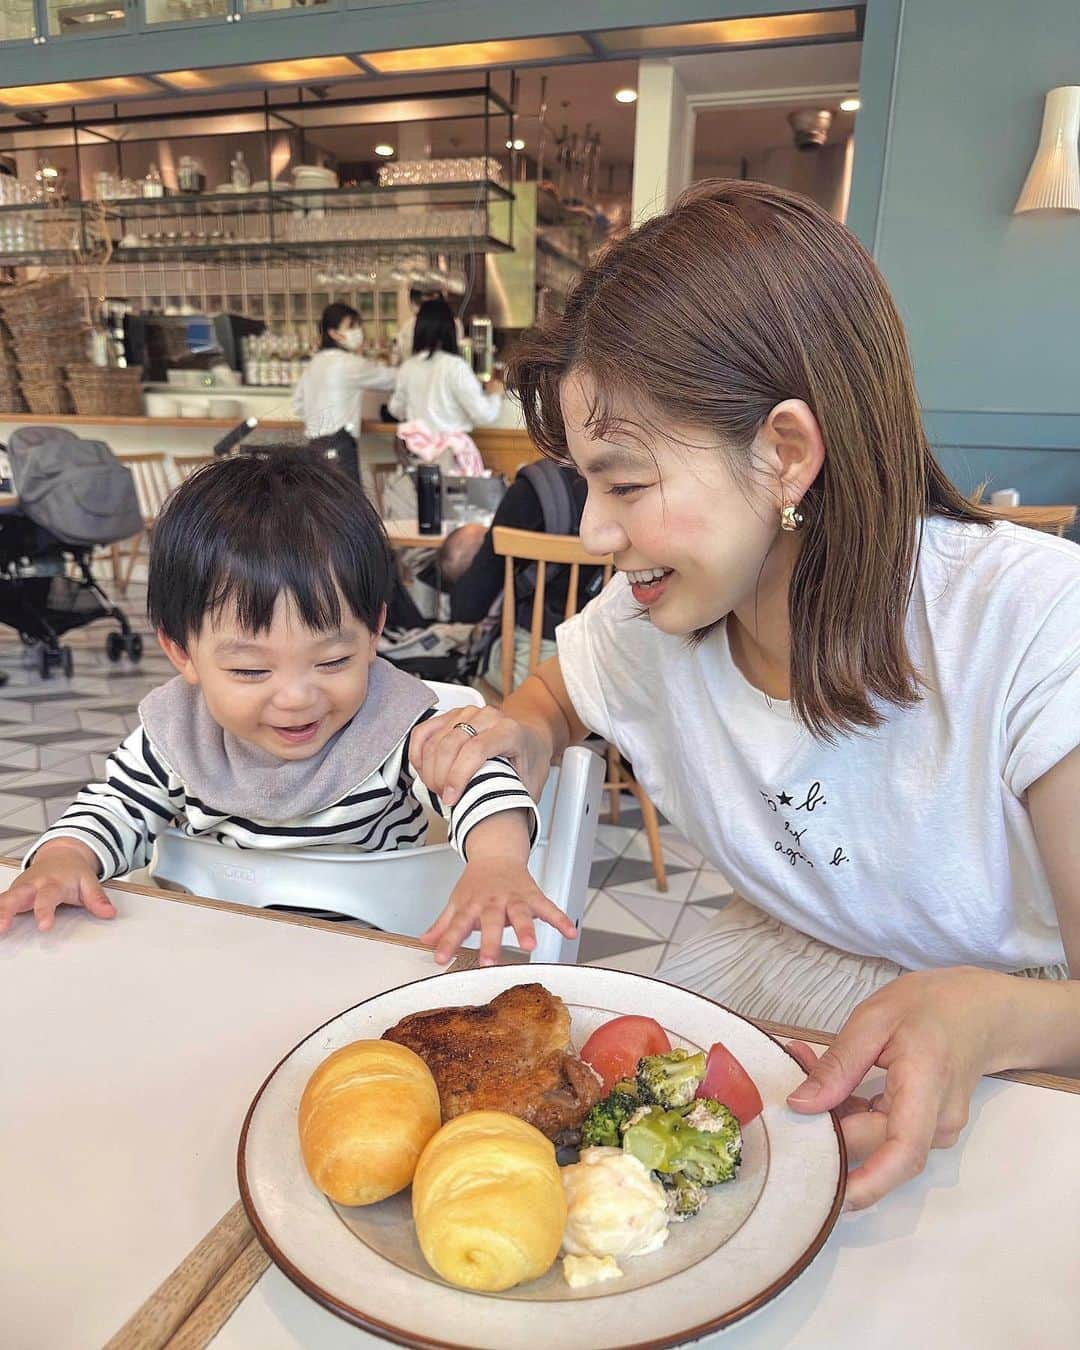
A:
[409, 178, 1080, 1211]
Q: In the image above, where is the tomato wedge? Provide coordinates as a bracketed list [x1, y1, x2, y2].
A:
[580, 1016, 671, 1092]
[696, 1041, 763, 1125]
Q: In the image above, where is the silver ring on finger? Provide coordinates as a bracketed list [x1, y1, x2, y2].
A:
[453, 722, 479, 738]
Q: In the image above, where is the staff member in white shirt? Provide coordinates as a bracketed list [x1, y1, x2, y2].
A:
[388, 299, 502, 474]
[410, 180, 1080, 1215]
[293, 303, 396, 442]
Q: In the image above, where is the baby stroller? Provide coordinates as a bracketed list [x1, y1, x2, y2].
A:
[0, 427, 145, 679]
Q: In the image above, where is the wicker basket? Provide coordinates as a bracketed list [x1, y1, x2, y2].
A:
[65, 364, 144, 417]
[21, 381, 69, 415]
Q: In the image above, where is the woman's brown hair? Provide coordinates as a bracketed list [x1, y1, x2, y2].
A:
[507, 178, 992, 740]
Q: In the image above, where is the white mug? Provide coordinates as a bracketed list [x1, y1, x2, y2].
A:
[990, 488, 1021, 507]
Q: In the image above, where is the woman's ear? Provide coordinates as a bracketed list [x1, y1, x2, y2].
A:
[758, 399, 826, 504]
[157, 631, 200, 685]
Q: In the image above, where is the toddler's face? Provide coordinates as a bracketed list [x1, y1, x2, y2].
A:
[159, 593, 381, 760]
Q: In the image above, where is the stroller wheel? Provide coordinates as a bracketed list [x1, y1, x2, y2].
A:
[126, 633, 144, 663]
[62, 647, 74, 679]
[38, 645, 51, 680]
[105, 631, 125, 663]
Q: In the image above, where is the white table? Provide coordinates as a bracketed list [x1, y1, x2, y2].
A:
[4, 860, 1078, 1350]
[383, 517, 451, 549]
[0, 863, 443, 1350]
[211, 1064, 1080, 1350]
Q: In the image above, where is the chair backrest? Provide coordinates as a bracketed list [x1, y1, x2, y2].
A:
[491, 525, 613, 691]
[997, 504, 1077, 537]
[967, 489, 1077, 538]
[472, 428, 543, 482]
[119, 451, 172, 519]
[171, 454, 217, 485]
[149, 680, 605, 963]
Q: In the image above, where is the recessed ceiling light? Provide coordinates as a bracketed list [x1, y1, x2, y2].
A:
[0, 75, 156, 106]
[361, 34, 589, 75]
[505, 138, 526, 150]
[615, 88, 638, 104]
[374, 143, 395, 157]
[840, 97, 861, 112]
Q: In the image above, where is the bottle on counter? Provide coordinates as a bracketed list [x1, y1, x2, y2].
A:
[416, 464, 443, 535]
[230, 151, 252, 191]
[142, 163, 164, 199]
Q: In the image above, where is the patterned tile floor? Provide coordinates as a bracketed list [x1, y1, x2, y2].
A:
[0, 579, 733, 971]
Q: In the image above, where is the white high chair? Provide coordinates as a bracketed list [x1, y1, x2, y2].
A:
[150, 682, 604, 963]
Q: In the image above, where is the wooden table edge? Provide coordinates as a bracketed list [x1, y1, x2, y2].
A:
[751, 1016, 1080, 1095]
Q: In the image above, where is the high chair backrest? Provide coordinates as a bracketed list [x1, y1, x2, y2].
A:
[149, 680, 604, 963]
[491, 525, 613, 691]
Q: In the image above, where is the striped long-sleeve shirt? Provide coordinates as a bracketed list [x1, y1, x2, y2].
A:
[29, 709, 539, 881]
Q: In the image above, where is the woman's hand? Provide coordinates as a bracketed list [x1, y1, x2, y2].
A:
[410, 704, 554, 804]
[784, 966, 1021, 1209]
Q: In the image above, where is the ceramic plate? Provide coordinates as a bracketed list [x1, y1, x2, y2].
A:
[239, 965, 845, 1349]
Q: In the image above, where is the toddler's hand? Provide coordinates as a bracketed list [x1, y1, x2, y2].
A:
[0, 840, 115, 936]
[421, 858, 577, 967]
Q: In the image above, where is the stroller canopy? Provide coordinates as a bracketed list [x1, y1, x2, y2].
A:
[6, 426, 143, 547]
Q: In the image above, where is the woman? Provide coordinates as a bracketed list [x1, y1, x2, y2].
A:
[293, 302, 396, 444]
[388, 299, 502, 477]
[410, 180, 1080, 1212]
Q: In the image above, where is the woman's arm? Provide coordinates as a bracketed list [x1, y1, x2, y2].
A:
[450, 358, 502, 428]
[346, 356, 398, 395]
[409, 655, 589, 803]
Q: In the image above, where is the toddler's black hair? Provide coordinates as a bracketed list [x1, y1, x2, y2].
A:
[147, 451, 393, 648]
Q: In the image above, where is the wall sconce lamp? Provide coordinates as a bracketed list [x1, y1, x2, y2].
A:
[1014, 86, 1080, 213]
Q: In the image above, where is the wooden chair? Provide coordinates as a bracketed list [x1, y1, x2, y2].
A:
[472, 428, 544, 483]
[968, 490, 1077, 537]
[491, 524, 668, 893]
[995, 504, 1076, 536]
[114, 452, 173, 594]
[170, 453, 217, 482]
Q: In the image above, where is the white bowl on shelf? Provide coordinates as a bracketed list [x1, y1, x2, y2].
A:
[179, 399, 211, 419]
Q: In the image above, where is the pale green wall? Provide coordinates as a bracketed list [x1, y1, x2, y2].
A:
[861, 0, 1079, 507]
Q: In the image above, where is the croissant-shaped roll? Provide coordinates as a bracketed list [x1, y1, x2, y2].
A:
[412, 1111, 567, 1291]
[298, 1039, 441, 1206]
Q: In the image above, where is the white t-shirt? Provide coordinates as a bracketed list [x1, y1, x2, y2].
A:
[557, 517, 1080, 973]
[388, 350, 502, 435]
[292, 348, 397, 439]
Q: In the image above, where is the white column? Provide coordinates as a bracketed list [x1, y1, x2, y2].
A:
[631, 59, 693, 225]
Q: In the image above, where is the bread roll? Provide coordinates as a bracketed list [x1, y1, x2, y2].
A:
[298, 1039, 441, 1206]
[412, 1110, 567, 1292]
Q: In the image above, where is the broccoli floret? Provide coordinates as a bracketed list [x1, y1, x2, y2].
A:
[580, 1089, 641, 1149]
[622, 1100, 742, 1187]
[635, 1048, 707, 1108]
[662, 1173, 708, 1221]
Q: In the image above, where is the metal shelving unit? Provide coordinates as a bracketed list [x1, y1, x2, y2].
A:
[0, 82, 517, 267]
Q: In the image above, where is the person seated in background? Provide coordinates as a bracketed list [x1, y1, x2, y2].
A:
[0, 453, 575, 958]
[448, 461, 605, 693]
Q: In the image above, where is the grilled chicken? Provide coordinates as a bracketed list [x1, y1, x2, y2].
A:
[382, 983, 603, 1141]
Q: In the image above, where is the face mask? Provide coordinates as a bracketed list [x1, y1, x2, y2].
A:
[339, 328, 365, 353]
